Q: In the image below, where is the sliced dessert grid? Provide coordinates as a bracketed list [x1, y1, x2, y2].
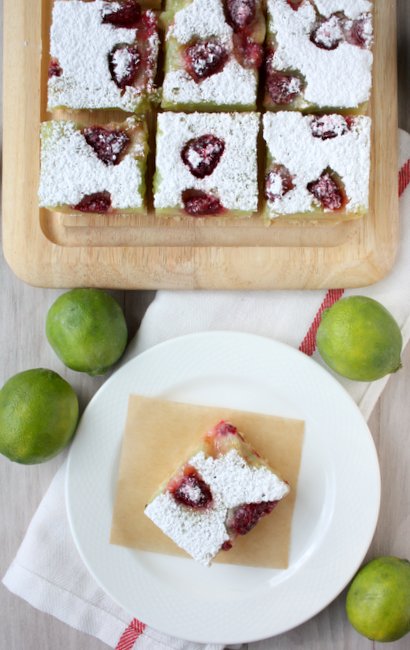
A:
[39, 117, 149, 214]
[263, 111, 371, 218]
[161, 0, 266, 111]
[154, 111, 260, 217]
[144, 420, 290, 566]
[48, 0, 159, 113]
[264, 0, 373, 112]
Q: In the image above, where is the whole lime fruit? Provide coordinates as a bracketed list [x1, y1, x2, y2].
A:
[46, 289, 128, 376]
[346, 556, 410, 642]
[316, 296, 402, 381]
[0, 368, 79, 464]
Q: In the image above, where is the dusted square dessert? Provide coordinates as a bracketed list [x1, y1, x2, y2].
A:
[264, 0, 373, 112]
[47, 0, 159, 113]
[161, 0, 265, 111]
[145, 420, 290, 566]
[39, 118, 148, 214]
[154, 111, 260, 217]
[262, 111, 371, 218]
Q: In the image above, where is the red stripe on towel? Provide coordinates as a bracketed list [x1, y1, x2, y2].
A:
[116, 619, 146, 650]
[399, 159, 410, 196]
[298, 289, 345, 356]
[299, 158, 410, 357]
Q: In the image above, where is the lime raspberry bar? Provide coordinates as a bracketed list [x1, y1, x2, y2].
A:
[47, 0, 159, 113]
[154, 112, 259, 217]
[161, 0, 266, 111]
[262, 111, 371, 219]
[145, 421, 290, 566]
[264, 0, 373, 112]
[39, 118, 148, 214]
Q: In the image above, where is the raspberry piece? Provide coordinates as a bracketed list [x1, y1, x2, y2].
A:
[224, 0, 256, 31]
[307, 171, 345, 210]
[109, 44, 141, 89]
[185, 41, 229, 82]
[310, 115, 349, 140]
[83, 127, 130, 166]
[345, 13, 373, 49]
[170, 468, 213, 509]
[102, 0, 141, 28]
[48, 58, 62, 78]
[73, 191, 112, 213]
[182, 190, 225, 217]
[265, 164, 294, 202]
[233, 33, 263, 69]
[227, 501, 278, 536]
[214, 421, 238, 436]
[310, 15, 343, 50]
[266, 69, 302, 105]
[221, 540, 233, 551]
[181, 134, 225, 179]
[286, 0, 303, 9]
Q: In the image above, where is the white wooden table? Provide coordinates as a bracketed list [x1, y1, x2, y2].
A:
[1, 2, 410, 648]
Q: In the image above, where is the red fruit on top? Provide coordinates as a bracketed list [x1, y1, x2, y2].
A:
[102, 0, 141, 28]
[185, 41, 229, 82]
[307, 171, 345, 210]
[345, 13, 373, 49]
[227, 501, 278, 536]
[182, 190, 225, 217]
[225, 0, 256, 31]
[48, 58, 62, 78]
[181, 134, 225, 179]
[233, 33, 263, 69]
[221, 540, 233, 551]
[213, 421, 238, 436]
[310, 115, 350, 140]
[286, 0, 303, 9]
[74, 191, 112, 213]
[109, 44, 141, 89]
[266, 69, 302, 105]
[265, 164, 294, 202]
[310, 15, 343, 50]
[83, 127, 130, 166]
[170, 468, 213, 509]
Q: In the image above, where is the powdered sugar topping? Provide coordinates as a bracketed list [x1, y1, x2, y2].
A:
[39, 120, 144, 209]
[154, 112, 259, 212]
[263, 111, 371, 216]
[170, 0, 232, 44]
[145, 449, 289, 565]
[48, 1, 158, 112]
[314, 0, 372, 19]
[267, 0, 373, 108]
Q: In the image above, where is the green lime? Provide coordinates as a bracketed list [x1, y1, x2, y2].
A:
[0, 369, 79, 464]
[46, 289, 128, 376]
[346, 556, 410, 642]
[316, 296, 402, 381]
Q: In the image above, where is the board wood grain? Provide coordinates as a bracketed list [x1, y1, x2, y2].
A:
[2, 0, 398, 289]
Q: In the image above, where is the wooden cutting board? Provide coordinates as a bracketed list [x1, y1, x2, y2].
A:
[2, 0, 398, 290]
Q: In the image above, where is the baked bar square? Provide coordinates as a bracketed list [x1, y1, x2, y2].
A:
[145, 420, 290, 566]
[47, 0, 159, 112]
[262, 111, 371, 219]
[154, 111, 260, 217]
[39, 118, 148, 214]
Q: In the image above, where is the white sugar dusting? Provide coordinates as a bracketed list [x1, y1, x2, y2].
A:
[154, 112, 259, 212]
[39, 120, 144, 209]
[163, 0, 257, 107]
[144, 450, 289, 566]
[314, 0, 372, 19]
[263, 112, 371, 217]
[267, 0, 373, 108]
[48, 1, 158, 112]
[170, 0, 232, 44]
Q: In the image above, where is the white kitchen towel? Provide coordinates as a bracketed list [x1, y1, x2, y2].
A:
[3, 130, 410, 650]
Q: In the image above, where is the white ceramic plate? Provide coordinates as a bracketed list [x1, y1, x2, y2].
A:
[66, 332, 380, 645]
